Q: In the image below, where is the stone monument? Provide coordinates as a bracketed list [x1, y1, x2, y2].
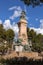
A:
[18, 11, 28, 45]
[13, 11, 31, 52]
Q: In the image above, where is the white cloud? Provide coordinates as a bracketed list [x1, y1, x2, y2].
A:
[9, 6, 22, 11]
[0, 20, 2, 24]
[3, 20, 12, 30]
[10, 10, 21, 20]
[30, 19, 43, 35]
[17, 6, 22, 11]
[9, 6, 17, 10]
[30, 27, 43, 35]
[3, 19, 19, 40]
[9, 6, 22, 20]
[12, 22, 19, 33]
[9, 5, 29, 20]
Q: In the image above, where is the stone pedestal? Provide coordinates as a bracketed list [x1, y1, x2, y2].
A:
[15, 45, 23, 52]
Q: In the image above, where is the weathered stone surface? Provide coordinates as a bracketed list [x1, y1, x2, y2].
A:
[18, 11, 28, 45]
[2, 51, 43, 60]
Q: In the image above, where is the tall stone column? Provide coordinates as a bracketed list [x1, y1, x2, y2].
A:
[18, 11, 28, 45]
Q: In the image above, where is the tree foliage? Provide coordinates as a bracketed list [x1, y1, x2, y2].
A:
[27, 27, 43, 52]
[0, 24, 6, 42]
[21, 0, 43, 7]
[0, 24, 15, 53]
[6, 29, 14, 43]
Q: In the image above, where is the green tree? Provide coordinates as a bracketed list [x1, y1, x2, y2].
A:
[34, 34, 43, 43]
[27, 27, 30, 39]
[27, 28, 36, 43]
[0, 24, 6, 43]
[32, 34, 43, 52]
[32, 42, 43, 52]
[27, 27, 43, 52]
[0, 24, 15, 53]
[6, 29, 15, 44]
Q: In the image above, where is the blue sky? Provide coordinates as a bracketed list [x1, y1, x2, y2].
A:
[0, 0, 43, 34]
